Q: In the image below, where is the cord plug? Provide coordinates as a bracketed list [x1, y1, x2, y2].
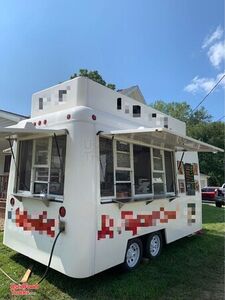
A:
[59, 220, 66, 232]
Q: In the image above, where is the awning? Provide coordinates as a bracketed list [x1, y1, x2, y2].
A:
[0, 122, 68, 140]
[100, 127, 224, 153]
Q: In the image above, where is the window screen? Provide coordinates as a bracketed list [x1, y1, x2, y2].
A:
[116, 141, 130, 168]
[164, 151, 175, 193]
[116, 170, 130, 181]
[133, 144, 152, 194]
[35, 138, 49, 165]
[17, 136, 67, 196]
[153, 149, 163, 170]
[153, 172, 165, 195]
[49, 135, 67, 195]
[17, 140, 33, 191]
[4, 155, 11, 173]
[116, 183, 131, 198]
[100, 138, 114, 197]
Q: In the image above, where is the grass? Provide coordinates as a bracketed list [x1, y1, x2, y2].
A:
[0, 204, 224, 300]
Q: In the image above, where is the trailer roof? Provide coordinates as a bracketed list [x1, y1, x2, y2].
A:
[0, 123, 67, 139]
[101, 127, 223, 153]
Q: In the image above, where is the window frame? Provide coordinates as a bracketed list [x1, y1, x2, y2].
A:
[31, 137, 52, 195]
[16, 135, 66, 200]
[152, 148, 166, 196]
[115, 141, 132, 199]
[132, 143, 152, 197]
[164, 150, 176, 195]
[99, 136, 115, 199]
[100, 137, 177, 203]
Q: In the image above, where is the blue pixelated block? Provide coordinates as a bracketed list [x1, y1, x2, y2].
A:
[8, 211, 12, 219]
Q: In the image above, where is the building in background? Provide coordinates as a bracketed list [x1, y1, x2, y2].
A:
[200, 173, 210, 188]
[0, 110, 28, 203]
[117, 85, 146, 104]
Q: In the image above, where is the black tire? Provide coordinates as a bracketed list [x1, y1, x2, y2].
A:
[145, 231, 163, 259]
[122, 238, 143, 271]
[216, 201, 222, 208]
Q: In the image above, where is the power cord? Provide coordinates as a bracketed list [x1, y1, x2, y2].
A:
[0, 226, 64, 285]
[37, 228, 64, 284]
[0, 267, 20, 284]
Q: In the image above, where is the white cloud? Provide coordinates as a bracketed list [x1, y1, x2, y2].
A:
[207, 41, 225, 68]
[184, 73, 225, 94]
[184, 26, 225, 95]
[202, 26, 223, 49]
[184, 76, 214, 94]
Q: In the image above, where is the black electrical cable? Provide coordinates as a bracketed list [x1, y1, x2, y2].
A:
[215, 115, 225, 122]
[0, 229, 64, 285]
[37, 229, 64, 284]
[53, 133, 64, 170]
[178, 151, 185, 171]
[8, 137, 16, 164]
[191, 73, 225, 113]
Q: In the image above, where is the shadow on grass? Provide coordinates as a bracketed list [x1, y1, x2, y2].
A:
[10, 228, 224, 300]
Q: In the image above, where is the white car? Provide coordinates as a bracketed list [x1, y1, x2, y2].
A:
[221, 183, 225, 194]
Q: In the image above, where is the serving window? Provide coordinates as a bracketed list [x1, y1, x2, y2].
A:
[99, 137, 176, 202]
[133, 144, 152, 195]
[17, 135, 66, 197]
[99, 138, 114, 197]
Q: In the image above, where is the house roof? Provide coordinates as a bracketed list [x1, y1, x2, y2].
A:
[0, 109, 28, 123]
[117, 85, 146, 104]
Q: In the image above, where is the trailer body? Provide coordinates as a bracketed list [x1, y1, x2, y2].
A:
[2, 77, 222, 278]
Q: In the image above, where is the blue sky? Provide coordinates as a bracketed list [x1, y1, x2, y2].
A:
[0, 0, 224, 120]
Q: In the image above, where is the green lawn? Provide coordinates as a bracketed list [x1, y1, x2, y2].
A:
[0, 204, 224, 300]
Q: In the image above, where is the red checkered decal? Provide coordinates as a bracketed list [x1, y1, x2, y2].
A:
[98, 208, 176, 240]
[121, 208, 176, 235]
[11, 208, 55, 237]
[98, 215, 114, 240]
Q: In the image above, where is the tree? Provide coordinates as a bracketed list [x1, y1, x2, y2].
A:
[151, 100, 224, 185]
[151, 100, 212, 131]
[188, 122, 224, 186]
[70, 69, 116, 90]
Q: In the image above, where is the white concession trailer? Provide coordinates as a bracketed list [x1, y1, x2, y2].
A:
[1, 77, 222, 278]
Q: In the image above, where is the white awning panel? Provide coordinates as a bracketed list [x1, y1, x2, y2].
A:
[0, 122, 68, 140]
[101, 127, 223, 153]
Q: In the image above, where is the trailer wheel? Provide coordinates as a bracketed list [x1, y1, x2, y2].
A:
[122, 238, 143, 271]
[145, 231, 162, 259]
